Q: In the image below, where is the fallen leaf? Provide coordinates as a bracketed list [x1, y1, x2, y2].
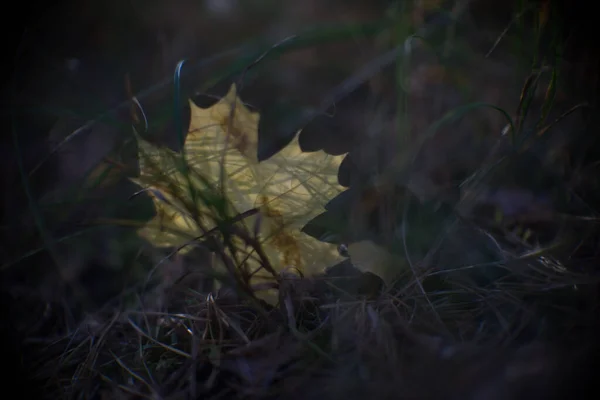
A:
[132, 83, 349, 292]
[344, 240, 408, 285]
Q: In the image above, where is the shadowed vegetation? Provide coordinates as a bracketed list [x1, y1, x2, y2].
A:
[3, 0, 600, 398]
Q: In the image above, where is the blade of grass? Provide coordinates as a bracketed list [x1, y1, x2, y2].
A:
[374, 102, 515, 194]
[127, 317, 191, 359]
[0, 225, 108, 270]
[200, 20, 395, 92]
[10, 31, 69, 282]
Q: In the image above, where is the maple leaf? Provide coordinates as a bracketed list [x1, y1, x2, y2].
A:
[132, 83, 352, 290]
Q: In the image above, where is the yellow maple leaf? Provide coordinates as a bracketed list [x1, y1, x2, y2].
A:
[132, 84, 349, 291]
